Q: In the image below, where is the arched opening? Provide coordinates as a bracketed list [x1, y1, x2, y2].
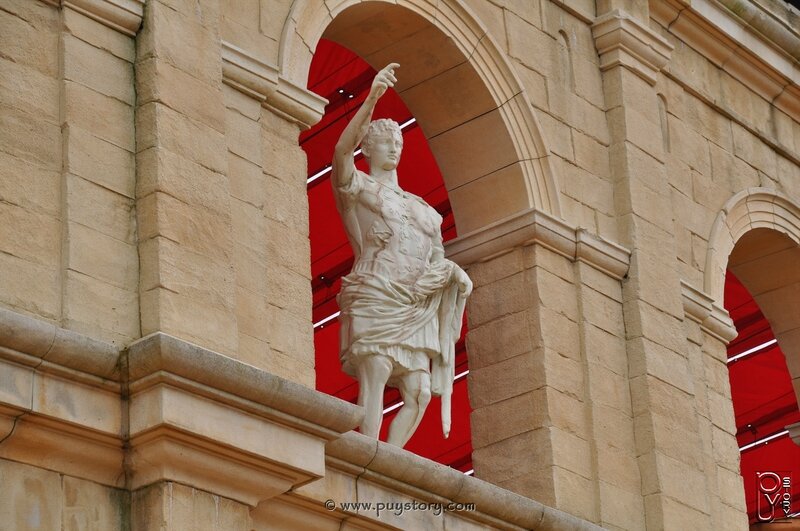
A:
[724, 229, 800, 524]
[281, 0, 562, 233]
[302, 39, 472, 471]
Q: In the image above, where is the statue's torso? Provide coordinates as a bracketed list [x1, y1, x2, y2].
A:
[342, 173, 441, 285]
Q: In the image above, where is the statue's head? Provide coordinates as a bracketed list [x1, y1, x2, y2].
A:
[361, 119, 403, 172]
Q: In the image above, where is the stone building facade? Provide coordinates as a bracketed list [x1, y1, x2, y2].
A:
[1, 0, 799, 529]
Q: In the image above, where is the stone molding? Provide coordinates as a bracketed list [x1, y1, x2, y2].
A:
[445, 208, 631, 280]
[313, 431, 603, 530]
[652, 0, 800, 123]
[592, 9, 675, 85]
[680, 280, 738, 343]
[58, 0, 144, 36]
[704, 188, 800, 307]
[221, 41, 327, 129]
[0, 309, 363, 508]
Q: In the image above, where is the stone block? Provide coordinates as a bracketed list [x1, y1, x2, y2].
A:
[266, 218, 311, 278]
[656, 492, 711, 530]
[581, 285, 626, 337]
[0, 151, 59, 216]
[537, 111, 575, 162]
[0, 56, 59, 121]
[466, 0, 507, 51]
[263, 175, 309, 231]
[472, 429, 551, 484]
[683, 94, 733, 152]
[226, 106, 262, 164]
[138, 236, 234, 311]
[506, 12, 554, 77]
[132, 482, 250, 531]
[0, 201, 59, 267]
[497, 468, 557, 507]
[731, 122, 777, 178]
[68, 221, 138, 290]
[63, 270, 140, 344]
[593, 404, 636, 454]
[715, 465, 746, 512]
[596, 445, 640, 492]
[266, 264, 311, 319]
[64, 81, 134, 151]
[551, 427, 592, 480]
[598, 480, 646, 531]
[465, 247, 524, 287]
[0, 103, 61, 169]
[137, 191, 232, 262]
[63, 477, 125, 531]
[137, 1, 222, 85]
[539, 307, 580, 360]
[667, 114, 710, 175]
[136, 102, 227, 174]
[535, 266, 579, 320]
[233, 242, 268, 296]
[711, 425, 741, 473]
[634, 410, 704, 470]
[655, 452, 710, 514]
[0, 459, 63, 531]
[573, 129, 610, 180]
[584, 323, 627, 376]
[231, 197, 268, 254]
[263, 348, 315, 388]
[66, 126, 135, 199]
[467, 271, 531, 327]
[137, 57, 225, 133]
[466, 310, 534, 370]
[668, 39, 722, 100]
[553, 465, 596, 522]
[237, 332, 271, 371]
[543, 348, 584, 399]
[471, 389, 545, 448]
[467, 351, 543, 409]
[573, 56, 606, 109]
[137, 147, 229, 215]
[707, 389, 736, 434]
[63, 7, 135, 62]
[588, 362, 631, 415]
[0, 252, 60, 320]
[0, 7, 59, 77]
[266, 305, 313, 361]
[63, 34, 134, 104]
[67, 174, 135, 244]
[261, 116, 305, 182]
[526, 244, 574, 282]
[139, 287, 238, 356]
[561, 160, 614, 215]
[623, 300, 687, 358]
[228, 152, 266, 208]
[223, 84, 262, 121]
[627, 337, 694, 395]
[546, 385, 587, 438]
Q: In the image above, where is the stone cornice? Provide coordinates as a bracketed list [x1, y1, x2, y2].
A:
[680, 280, 738, 343]
[592, 9, 675, 85]
[60, 0, 144, 36]
[324, 431, 604, 530]
[221, 41, 327, 129]
[0, 305, 120, 380]
[445, 208, 631, 280]
[652, 0, 800, 122]
[126, 332, 363, 436]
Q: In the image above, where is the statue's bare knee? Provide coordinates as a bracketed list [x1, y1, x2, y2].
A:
[357, 354, 393, 438]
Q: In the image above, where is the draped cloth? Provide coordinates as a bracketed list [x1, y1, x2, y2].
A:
[338, 258, 467, 436]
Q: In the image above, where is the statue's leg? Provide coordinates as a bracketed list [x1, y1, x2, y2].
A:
[356, 354, 393, 438]
[387, 370, 431, 447]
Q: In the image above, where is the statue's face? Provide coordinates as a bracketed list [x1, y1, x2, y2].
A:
[365, 132, 403, 172]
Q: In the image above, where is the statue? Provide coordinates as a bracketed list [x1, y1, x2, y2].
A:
[331, 63, 472, 448]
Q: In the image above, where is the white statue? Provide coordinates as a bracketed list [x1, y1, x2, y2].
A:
[331, 63, 472, 448]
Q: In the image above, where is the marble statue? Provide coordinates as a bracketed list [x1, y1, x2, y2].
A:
[331, 63, 472, 448]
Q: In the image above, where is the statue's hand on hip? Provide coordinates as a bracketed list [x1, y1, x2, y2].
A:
[454, 267, 473, 297]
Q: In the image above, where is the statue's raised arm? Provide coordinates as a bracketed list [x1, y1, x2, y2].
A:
[332, 63, 399, 190]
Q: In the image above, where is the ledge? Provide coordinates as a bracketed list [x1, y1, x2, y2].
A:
[221, 41, 327, 129]
[680, 280, 738, 343]
[61, 0, 144, 36]
[445, 208, 631, 280]
[127, 332, 362, 436]
[297, 431, 603, 530]
[592, 9, 674, 85]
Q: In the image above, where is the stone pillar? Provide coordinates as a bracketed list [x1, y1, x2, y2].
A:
[135, 0, 239, 357]
[449, 210, 631, 525]
[593, 8, 745, 529]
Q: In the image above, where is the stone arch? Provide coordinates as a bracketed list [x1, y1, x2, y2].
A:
[705, 187, 800, 399]
[279, 0, 562, 234]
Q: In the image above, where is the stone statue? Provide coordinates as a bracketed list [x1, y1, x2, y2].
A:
[331, 63, 472, 448]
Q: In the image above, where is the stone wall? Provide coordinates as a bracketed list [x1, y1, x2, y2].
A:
[1, 0, 799, 529]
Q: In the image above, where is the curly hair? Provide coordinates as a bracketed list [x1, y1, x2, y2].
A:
[361, 119, 403, 156]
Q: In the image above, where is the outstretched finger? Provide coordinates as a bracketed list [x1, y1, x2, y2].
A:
[383, 62, 400, 73]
